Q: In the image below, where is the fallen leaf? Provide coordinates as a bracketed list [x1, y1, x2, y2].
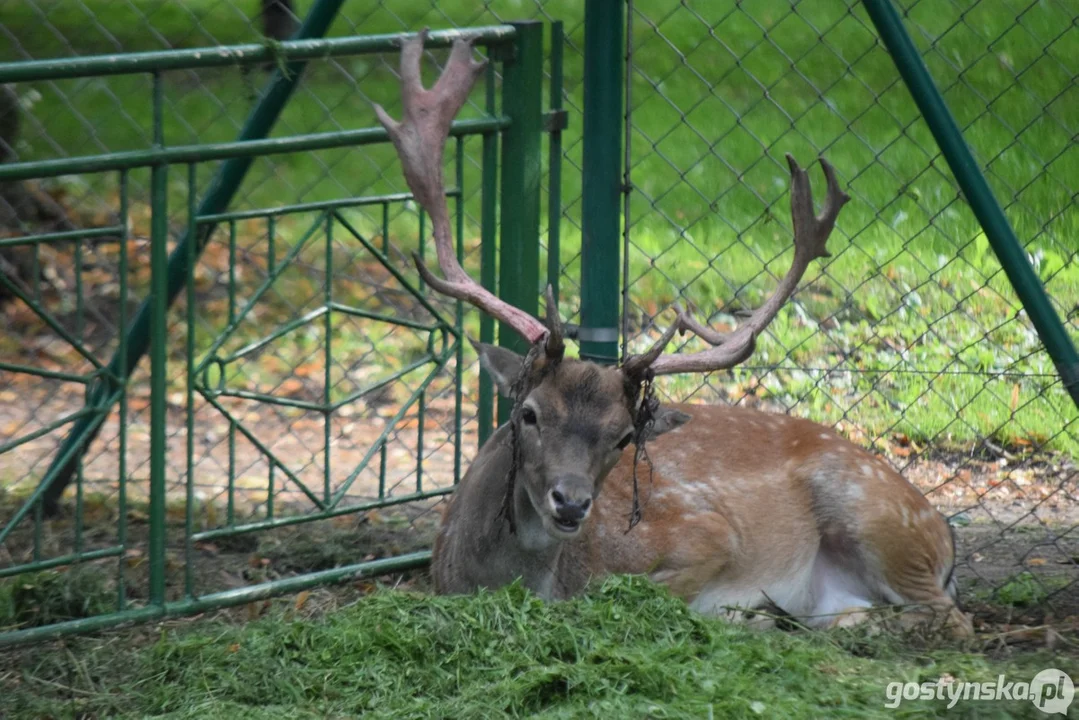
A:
[294, 363, 320, 378]
[195, 542, 220, 556]
[294, 590, 311, 611]
[279, 378, 304, 396]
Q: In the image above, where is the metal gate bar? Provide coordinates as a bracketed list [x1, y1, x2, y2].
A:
[0, 21, 541, 648]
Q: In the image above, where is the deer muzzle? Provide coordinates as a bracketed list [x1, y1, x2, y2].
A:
[547, 478, 594, 533]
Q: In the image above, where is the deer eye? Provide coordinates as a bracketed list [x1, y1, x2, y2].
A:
[520, 407, 538, 426]
[616, 432, 634, 450]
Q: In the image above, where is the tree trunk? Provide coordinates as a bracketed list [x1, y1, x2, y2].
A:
[0, 84, 48, 303]
[261, 0, 298, 42]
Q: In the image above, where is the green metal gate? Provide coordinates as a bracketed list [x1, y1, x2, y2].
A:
[0, 8, 561, 647]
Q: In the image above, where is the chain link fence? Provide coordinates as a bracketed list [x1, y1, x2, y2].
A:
[619, 0, 1078, 620]
[0, 3, 572, 524]
[1, 0, 1076, 633]
[0, 3, 548, 636]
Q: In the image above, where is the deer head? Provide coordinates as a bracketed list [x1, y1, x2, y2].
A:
[374, 30, 850, 541]
[469, 292, 693, 539]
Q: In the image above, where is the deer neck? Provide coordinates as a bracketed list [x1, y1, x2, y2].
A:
[435, 423, 572, 599]
[467, 429, 568, 598]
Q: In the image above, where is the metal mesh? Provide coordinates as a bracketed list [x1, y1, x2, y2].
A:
[621, 0, 1078, 617]
[0, 6, 534, 629]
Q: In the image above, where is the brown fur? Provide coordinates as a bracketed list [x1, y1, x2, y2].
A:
[433, 354, 972, 637]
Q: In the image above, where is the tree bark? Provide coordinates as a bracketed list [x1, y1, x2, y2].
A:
[0, 84, 49, 303]
[261, 0, 298, 42]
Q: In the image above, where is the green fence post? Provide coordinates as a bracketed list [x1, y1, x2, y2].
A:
[148, 73, 168, 606]
[579, 0, 624, 365]
[497, 21, 544, 425]
[478, 63, 499, 446]
[863, 0, 1079, 408]
[546, 21, 564, 304]
[37, 0, 349, 514]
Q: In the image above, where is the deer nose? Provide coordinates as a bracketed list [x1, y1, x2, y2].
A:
[549, 487, 592, 521]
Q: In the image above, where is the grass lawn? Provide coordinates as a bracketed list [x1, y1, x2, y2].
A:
[2, 0, 1077, 456]
[2, 575, 1073, 718]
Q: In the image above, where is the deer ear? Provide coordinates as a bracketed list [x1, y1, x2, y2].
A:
[646, 407, 691, 439]
[474, 342, 525, 399]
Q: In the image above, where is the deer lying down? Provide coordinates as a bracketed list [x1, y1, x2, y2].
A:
[374, 30, 972, 637]
[436, 354, 970, 636]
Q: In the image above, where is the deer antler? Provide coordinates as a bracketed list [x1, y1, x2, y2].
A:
[624, 154, 850, 377]
[374, 29, 552, 349]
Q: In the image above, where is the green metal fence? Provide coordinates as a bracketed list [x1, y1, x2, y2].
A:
[615, 0, 1079, 618]
[0, 7, 560, 645]
[2, 0, 1078, 646]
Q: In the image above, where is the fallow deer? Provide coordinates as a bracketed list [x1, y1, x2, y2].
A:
[373, 30, 972, 636]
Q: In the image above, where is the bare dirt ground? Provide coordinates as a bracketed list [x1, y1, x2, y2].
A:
[0, 377, 474, 514]
[2, 372, 1077, 638]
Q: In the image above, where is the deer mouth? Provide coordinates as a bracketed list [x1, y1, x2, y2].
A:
[551, 516, 582, 535]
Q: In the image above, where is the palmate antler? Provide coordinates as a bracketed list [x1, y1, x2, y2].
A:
[373, 29, 560, 355]
[376, 29, 849, 379]
[622, 154, 850, 378]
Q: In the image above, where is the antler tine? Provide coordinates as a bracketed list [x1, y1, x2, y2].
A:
[373, 28, 548, 346]
[675, 302, 727, 346]
[544, 285, 566, 360]
[621, 314, 685, 378]
[647, 154, 849, 376]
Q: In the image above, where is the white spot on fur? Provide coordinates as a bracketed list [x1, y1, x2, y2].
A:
[846, 482, 865, 500]
[819, 433, 831, 440]
[726, 530, 741, 555]
[687, 481, 712, 495]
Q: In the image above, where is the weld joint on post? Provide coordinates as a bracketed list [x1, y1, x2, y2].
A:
[1060, 362, 1079, 391]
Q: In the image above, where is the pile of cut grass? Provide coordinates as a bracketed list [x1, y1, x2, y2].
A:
[2, 576, 1067, 718]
